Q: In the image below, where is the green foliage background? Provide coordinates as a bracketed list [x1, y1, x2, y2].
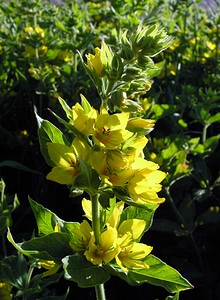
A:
[0, 0, 220, 299]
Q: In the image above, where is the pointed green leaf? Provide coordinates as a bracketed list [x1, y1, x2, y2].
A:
[36, 116, 70, 166]
[29, 198, 79, 236]
[80, 94, 92, 113]
[7, 230, 73, 261]
[107, 255, 193, 293]
[207, 112, 220, 124]
[62, 254, 110, 287]
[0, 254, 28, 289]
[57, 96, 73, 120]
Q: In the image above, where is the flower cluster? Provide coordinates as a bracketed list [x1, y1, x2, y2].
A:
[46, 95, 166, 206]
[70, 199, 152, 272]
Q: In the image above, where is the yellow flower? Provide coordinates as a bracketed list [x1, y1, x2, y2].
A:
[82, 198, 92, 221]
[86, 40, 113, 77]
[46, 137, 90, 185]
[46, 143, 80, 184]
[24, 26, 34, 36]
[72, 100, 98, 135]
[127, 168, 166, 205]
[84, 227, 119, 265]
[38, 45, 48, 56]
[70, 220, 92, 251]
[118, 219, 146, 240]
[0, 280, 12, 300]
[107, 201, 124, 228]
[93, 108, 133, 150]
[35, 27, 45, 38]
[127, 118, 155, 134]
[116, 235, 152, 272]
[115, 218, 152, 272]
[39, 260, 61, 277]
[86, 47, 103, 77]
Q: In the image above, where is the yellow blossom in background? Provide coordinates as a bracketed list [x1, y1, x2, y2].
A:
[93, 108, 133, 149]
[35, 27, 45, 38]
[23, 26, 45, 38]
[22, 45, 47, 57]
[57, 50, 73, 62]
[38, 45, 48, 56]
[84, 227, 119, 265]
[0, 280, 12, 300]
[24, 26, 34, 36]
[22, 45, 35, 57]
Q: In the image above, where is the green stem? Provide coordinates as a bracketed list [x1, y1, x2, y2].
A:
[90, 193, 107, 300]
[95, 284, 106, 300]
[91, 193, 101, 245]
[202, 123, 209, 144]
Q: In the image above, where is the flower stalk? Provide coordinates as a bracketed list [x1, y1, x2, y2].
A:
[91, 193, 101, 246]
[90, 193, 107, 300]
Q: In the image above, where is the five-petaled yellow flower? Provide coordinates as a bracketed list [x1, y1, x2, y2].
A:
[93, 108, 133, 150]
[46, 137, 90, 185]
[84, 227, 119, 265]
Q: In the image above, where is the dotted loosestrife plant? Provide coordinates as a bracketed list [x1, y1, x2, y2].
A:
[7, 25, 192, 300]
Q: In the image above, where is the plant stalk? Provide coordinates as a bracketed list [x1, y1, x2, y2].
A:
[95, 283, 106, 300]
[91, 193, 101, 245]
[90, 193, 107, 300]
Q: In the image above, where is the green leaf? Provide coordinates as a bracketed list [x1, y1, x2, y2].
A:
[207, 112, 220, 124]
[57, 96, 73, 120]
[80, 94, 92, 113]
[55, 20, 68, 32]
[203, 135, 220, 154]
[7, 230, 73, 261]
[0, 253, 28, 289]
[29, 198, 79, 236]
[107, 255, 193, 293]
[74, 159, 101, 194]
[152, 104, 176, 119]
[36, 115, 70, 166]
[62, 254, 110, 287]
